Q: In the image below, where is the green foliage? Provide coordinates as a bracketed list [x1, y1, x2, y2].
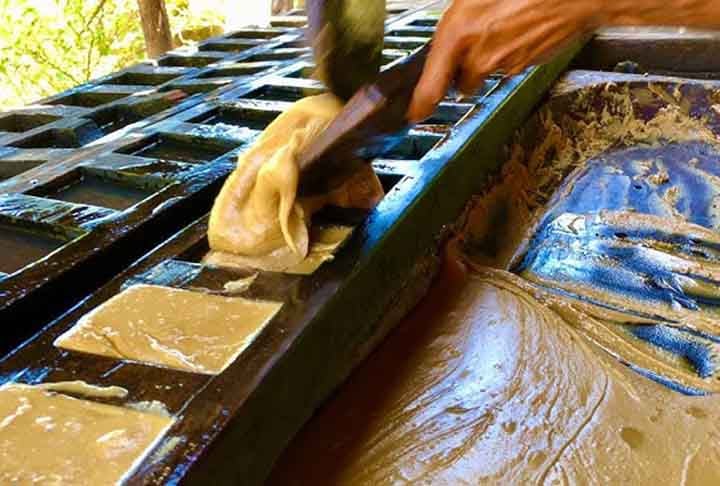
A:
[0, 0, 223, 108]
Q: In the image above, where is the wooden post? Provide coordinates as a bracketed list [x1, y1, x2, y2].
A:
[137, 0, 173, 58]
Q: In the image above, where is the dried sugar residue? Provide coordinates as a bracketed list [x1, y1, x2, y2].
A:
[35, 380, 128, 399]
[223, 274, 258, 294]
[468, 83, 720, 260]
[461, 83, 720, 267]
[648, 167, 670, 185]
[206, 225, 354, 275]
[516, 84, 720, 209]
[149, 436, 184, 463]
[128, 400, 172, 418]
[661, 186, 682, 217]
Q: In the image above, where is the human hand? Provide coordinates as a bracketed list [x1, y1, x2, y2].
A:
[408, 0, 603, 122]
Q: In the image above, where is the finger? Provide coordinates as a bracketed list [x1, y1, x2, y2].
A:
[457, 47, 491, 95]
[458, 42, 511, 92]
[457, 70, 487, 96]
[408, 13, 467, 122]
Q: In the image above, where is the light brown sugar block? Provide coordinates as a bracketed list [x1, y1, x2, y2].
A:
[55, 284, 282, 374]
[0, 383, 173, 485]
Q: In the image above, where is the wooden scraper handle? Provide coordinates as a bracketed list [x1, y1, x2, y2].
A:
[298, 43, 431, 195]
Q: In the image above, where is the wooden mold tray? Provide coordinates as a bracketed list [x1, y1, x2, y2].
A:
[0, 4, 430, 154]
[0, 7, 450, 340]
[0, 20, 581, 486]
[0, 4, 438, 201]
[0, 35, 295, 152]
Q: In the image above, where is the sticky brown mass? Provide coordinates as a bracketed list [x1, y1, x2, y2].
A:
[205, 93, 384, 273]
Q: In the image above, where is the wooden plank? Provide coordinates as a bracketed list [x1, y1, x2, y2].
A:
[577, 27, 720, 75]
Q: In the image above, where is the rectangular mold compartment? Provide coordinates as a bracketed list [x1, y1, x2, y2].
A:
[424, 102, 475, 126]
[87, 91, 186, 137]
[199, 38, 264, 52]
[409, 18, 439, 27]
[174, 236, 211, 265]
[105, 70, 185, 86]
[376, 132, 444, 161]
[0, 113, 61, 133]
[383, 36, 428, 50]
[28, 168, 163, 211]
[284, 49, 413, 76]
[240, 84, 324, 103]
[467, 76, 505, 101]
[158, 54, 220, 68]
[284, 63, 316, 80]
[0, 221, 69, 275]
[187, 104, 280, 131]
[198, 61, 278, 79]
[117, 132, 240, 164]
[270, 16, 307, 28]
[280, 40, 309, 49]
[0, 160, 46, 181]
[9, 128, 92, 149]
[87, 106, 145, 137]
[226, 28, 288, 40]
[163, 78, 236, 95]
[386, 26, 435, 38]
[375, 171, 406, 193]
[48, 91, 129, 108]
[382, 49, 410, 66]
[243, 48, 311, 63]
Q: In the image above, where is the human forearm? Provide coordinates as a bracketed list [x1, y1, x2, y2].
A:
[408, 0, 720, 122]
